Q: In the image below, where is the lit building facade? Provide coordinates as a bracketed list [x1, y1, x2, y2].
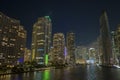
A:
[111, 31, 119, 65]
[31, 16, 52, 65]
[53, 33, 65, 65]
[88, 48, 96, 64]
[100, 10, 113, 66]
[66, 32, 75, 65]
[48, 47, 54, 65]
[114, 25, 120, 65]
[0, 12, 26, 66]
[75, 46, 88, 64]
[24, 48, 31, 62]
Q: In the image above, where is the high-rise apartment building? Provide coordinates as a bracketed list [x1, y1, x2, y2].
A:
[111, 31, 119, 65]
[114, 25, 120, 65]
[31, 16, 52, 65]
[0, 12, 26, 67]
[66, 32, 75, 65]
[53, 33, 65, 65]
[100, 10, 113, 66]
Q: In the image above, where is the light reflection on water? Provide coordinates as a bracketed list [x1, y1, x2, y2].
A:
[1, 65, 120, 80]
[86, 65, 98, 80]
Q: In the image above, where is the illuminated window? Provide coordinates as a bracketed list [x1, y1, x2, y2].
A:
[38, 62, 44, 64]
[2, 42, 7, 46]
[18, 32, 25, 38]
[37, 32, 44, 35]
[40, 40, 44, 42]
[3, 37, 8, 41]
[36, 57, 43, 59]
[38, 43, 44, 45]
[10, 43, 15, 46]
[20, 48, 23, 50]
[40, 57, 43, 59]
[37, 33, 41, 35]
[37, 48, 44, 51]
[13, 26, 17, 29]
[37, 40, 44, 43]
[32, 43, 34, 45]
[10, 38, 16, 41]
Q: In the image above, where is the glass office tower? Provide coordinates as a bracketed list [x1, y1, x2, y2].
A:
[31, 16, 52, 65]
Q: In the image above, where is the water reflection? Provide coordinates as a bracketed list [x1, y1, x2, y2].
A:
[32, 70, 51, 80]
[42, 70, 51, 80]
[11, 74, 23, 80]
[23, 72, 33, 80]
[87, 65, 97, 80]
[100, 67, 120, 80]
[0, 74, 11, 80]
[1, 65, 120, 80]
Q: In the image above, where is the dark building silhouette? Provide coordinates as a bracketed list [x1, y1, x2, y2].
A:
[100, 10, 113, 66]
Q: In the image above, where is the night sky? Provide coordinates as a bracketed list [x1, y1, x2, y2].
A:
[0, 0, 120, 49]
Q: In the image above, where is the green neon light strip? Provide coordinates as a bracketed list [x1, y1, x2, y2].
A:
[45, 16, 51, 21]
[45, 54, 48, 65]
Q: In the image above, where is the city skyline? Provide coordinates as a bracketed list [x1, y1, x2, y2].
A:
[0, 0, 120, 49]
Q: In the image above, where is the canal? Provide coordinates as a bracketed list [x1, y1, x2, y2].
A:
[0, 65, 120, 80]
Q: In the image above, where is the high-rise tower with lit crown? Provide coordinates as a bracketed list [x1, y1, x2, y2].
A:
[31, 16, 52, 65]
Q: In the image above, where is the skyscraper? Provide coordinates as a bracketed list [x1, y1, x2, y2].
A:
[53, 33, 65, 65]
[114, 25, 120, 65]
[100, 10, 113, 66]
[66, 32, 75, 65]
[31, 16, 52, 65]
[0, 12, 26, 67]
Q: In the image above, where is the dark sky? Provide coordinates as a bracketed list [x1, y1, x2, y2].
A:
[0, 0, 120, 49]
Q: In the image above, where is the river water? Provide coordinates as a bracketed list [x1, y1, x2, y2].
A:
[0, 65, 120, 80]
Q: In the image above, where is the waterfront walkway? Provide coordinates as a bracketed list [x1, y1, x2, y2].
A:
[0, 67, 53, 75]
